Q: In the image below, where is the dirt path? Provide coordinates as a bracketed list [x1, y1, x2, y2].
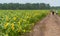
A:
[30, 14, 60, 36]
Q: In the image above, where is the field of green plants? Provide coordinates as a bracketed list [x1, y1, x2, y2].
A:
[0, 10, 49, 36]
[58, 10, 60, 15]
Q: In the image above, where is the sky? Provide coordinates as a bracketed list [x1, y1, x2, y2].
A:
[0, 0, 60, 6]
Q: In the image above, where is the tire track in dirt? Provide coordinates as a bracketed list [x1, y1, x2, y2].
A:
[30, 14, 60, 36]
[44, 15, 60, 36]
[30, 15, 50, 36]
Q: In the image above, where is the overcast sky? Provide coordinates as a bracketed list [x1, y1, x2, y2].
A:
[0, 0, 60, 6]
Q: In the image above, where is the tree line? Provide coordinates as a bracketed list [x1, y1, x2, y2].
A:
[0, 3, 60, 10]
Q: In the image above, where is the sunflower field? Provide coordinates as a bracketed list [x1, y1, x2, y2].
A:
[0, 10, 49, 36]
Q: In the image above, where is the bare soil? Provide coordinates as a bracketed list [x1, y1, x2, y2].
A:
[29, 14, 60, 36]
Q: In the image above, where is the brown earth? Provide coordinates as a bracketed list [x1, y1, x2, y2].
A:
[29, 14, 60, 36]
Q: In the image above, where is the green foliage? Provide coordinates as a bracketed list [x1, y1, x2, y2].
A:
[0, 3, 50, 10]
[0, 10, 49, 36]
